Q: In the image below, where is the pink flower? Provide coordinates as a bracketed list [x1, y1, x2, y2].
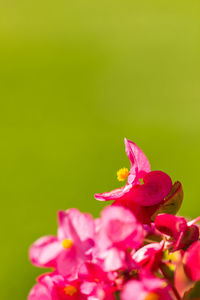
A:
[121, 275, 173, 300]
[155, 214, 199, 251]
[79, 263, 116, 300]
[132, 241, 164, 272]
[95, 139, 172, 223]
[95, 138, 150, 202]
[28, 273, 86, 300]
[184, 240, 200, 281]
[29, 209, 95, 278]
[94, 206, 144, 271]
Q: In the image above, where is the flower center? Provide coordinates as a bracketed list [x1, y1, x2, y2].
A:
[145, 292, 160, 300]
[117, 168, 129, 182]
[63, 285, 77, 296]
[62, 239, 73, 249]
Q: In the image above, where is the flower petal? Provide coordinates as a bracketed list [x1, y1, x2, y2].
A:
[28, 283, 51, 300]
[95, 185, 132, 201]
[103, 248, 125, 271]
[155, 214, 187, 239]
[132, 241, 164, 271]
[125, 138, 151, 184]
[57, 247, 80, 278]
[131, 171, 172, 206]
[29, 236, 62, 268]
[58, 208, 95, 243]
[112, 198, 152, 224]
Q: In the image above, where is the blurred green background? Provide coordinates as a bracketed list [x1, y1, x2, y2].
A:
[0, 0, 200, 299]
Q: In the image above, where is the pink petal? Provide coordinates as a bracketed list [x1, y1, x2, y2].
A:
[142, 276, 167, 291]
[56, 245, 92, 279]
[79, 262, 107, 282]
[80, 281, 96, 295]
[28, 283, 52, 300]
[103, 248, 125, 271]
[125, 138, 151, 184]
[155, 214, 187, 239]
[29, 236, 62, 268]
[132, 241, 164, 271]
[175, 224, 199, 250]
[131, 171, 172, 206]
[58, 208, 95, 243]
[95, 185, 132, 201]
[121, 280, 147, 300]
[112, 198, 152, 224]
[96, 206, 143, 253]
[57, 247, 80, 278]
[121, 277, 173, 300]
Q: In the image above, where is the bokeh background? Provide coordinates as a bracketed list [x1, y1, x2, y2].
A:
[0, 1, 200, 299]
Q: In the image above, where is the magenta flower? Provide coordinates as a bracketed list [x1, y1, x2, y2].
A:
[94, 206, 144, 271]
[79, 262, 116, 300]
[121, 275, 173, 300]
[95, 139, 172, 223]
[29, 209, 95, 278]
[28, 273, 86, 300]
[95, 138, 150, 202]
[155, 214, 199, 251]
[132, 241, 164, 272]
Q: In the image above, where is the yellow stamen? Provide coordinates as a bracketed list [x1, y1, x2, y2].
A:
[117, 168, 129, 182]
[145, 292, 160, 300]
[163, 250, 180, 262]
[63, 285, 78, 296]
[62, 239, 73, 249]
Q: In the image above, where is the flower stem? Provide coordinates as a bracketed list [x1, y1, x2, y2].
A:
[159, 267, 181, 300]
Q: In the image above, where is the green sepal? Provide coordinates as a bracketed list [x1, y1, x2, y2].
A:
[151, 181, 183, 221]
[183, 281, 200, 299]
[160, 262, 175, 283]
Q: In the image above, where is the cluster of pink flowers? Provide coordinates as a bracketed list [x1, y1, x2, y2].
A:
[28, 139, 200, 300]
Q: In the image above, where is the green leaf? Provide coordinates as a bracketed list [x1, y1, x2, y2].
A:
[183, 281, 200, 299]
[151, 181, 183, 221]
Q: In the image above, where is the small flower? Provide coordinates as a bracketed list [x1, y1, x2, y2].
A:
[95, 139, 172, 223]
[29, 209, 95, 278]
[95, 138, 151, 202]
[28, 273, 86, 300]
